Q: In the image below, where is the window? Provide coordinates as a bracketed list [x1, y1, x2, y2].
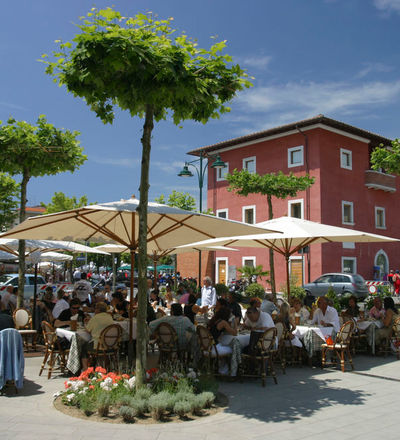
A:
[288, 199, 304, 219]
[340, 148, 352, 170]
[242, 256, 256, 268]
[342, 257, 357, 274]
[216, 162, 229, 181]
[242, 156, 256, 173]
[342, 242, 355, 249]
[375, 207, 386, 229]
[242, 205, 256, 224]
[216, 209, 228, 219]
[342, 201, 354, 225]
[288, 145, 304, 168]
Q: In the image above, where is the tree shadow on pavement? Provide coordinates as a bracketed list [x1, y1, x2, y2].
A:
[1, 378, 45, 398]
[223, 370, 371, 423]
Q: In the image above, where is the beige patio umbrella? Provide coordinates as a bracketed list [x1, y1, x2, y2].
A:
[2, 197, 275, 364]
[177, 216, 399, 299]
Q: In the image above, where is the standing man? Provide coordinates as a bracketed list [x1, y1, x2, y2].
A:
[74, 272, 93, 305]
[201, 276, 217, 309]
[73, 267, 81, 282]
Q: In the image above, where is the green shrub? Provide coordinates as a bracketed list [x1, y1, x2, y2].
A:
[189, 394, 205, 415]
[116, 395, 136, 408]
[79, 396, 96, 417]
[244, 283, 265, 299]
[96, 392, 111, 417]
[326, 287, 341, 312]
[135, 387, 153, 400]
[130, 398, 148, 417]
[148, 393, 169, 420]
[199, 391, 215, 409]
[174, 400, 192, 418]
[119, 406, 135, 423]
[215, 283, 229, 296]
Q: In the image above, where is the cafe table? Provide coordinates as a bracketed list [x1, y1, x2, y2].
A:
[355, 318, 383, 355]
[293, 324, 334, 358]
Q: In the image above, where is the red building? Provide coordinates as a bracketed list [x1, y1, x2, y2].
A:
[180, 115, 399, 290]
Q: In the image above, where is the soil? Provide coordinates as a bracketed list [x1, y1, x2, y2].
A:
[53, 392, 228, 424]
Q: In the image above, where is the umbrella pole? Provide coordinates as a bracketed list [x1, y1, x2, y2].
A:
[32, 263, 38, 329]
[112, 253, 116, 292]
[154, 258, 157, 289]
[127, 250, 135, 368]
[286, 255, 291, 302]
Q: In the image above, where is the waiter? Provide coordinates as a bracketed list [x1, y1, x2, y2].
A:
[200, 276, 217, 309]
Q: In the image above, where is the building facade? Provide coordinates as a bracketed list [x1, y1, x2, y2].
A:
[181, 115, 399, 289]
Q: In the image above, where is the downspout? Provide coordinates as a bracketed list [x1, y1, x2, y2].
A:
[296, 125, 311, 283]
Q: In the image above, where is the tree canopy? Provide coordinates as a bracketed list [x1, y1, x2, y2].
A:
[41, 191, 89, 214]
[371, 139, 400, 175]
[0, 172, 19, 231]
[154, 190, 196, 211]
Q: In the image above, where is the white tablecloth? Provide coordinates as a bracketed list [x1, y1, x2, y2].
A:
[356, 319, 383, 331]
[56, 327, 91, 342]
[294, 325, 333, 341]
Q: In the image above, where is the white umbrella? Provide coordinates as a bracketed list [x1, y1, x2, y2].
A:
[0, 250, 18, 260]
[177, 216, 399, 298]
[33, 252, 74, 262]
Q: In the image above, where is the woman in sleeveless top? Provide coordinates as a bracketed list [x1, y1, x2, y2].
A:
[375, 296, 398, 347]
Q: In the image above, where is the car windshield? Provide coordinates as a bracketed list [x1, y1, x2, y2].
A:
[353, 274, 365, 284]
[0, 274, 14, 284]
[314, 275, 331, 283]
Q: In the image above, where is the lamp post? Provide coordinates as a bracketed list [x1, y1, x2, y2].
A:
[178, 151, 226, 287]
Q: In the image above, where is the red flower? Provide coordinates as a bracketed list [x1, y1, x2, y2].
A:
[95, 366, 107, 374]
[89, 385, 94, 390]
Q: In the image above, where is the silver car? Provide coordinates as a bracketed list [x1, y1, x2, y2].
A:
[302, 273, 368, 299]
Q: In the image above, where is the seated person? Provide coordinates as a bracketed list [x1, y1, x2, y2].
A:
[341, 295, 360, 320]
[369, 297, 384, 320]
[310, 296, 340, 332]
[227, 292, 243, 325]
[150, 289, 166, 308]
[0, 303, 15, 330]
[375, 297, 399, 347]
[149, 303, 195, 350]
[38, 287, 56, 321]
[208, 306, 237, 345]
[261, 293, 279, 316]
[111, 292, 129, 318]
[54, 298, 85, 328]
[184, 294, 199, 324]
[290, 298, 310, 324]
[249, 297, 262, 309]
[242, 307, 276, 353]
[52, 289, 70, 320]
[164, 287, 176, 308]
[276, 302, 302, 348]
[81, 302, 115, 370]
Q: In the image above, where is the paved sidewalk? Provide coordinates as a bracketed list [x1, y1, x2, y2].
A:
[1, 354, 400, 440]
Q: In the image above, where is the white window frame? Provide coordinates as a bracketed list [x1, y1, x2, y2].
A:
[216, 161, 229, 182]
[340, 148, 352, 170]
[342, 201, 354, 225]
[375, 206, 386, 229]
[288, 145, 304, 168]
[341, 257, 357, 274]
[242, 205, 256, 224]
[242, 256, 256, 268]
[288, 198, 304, 219]
[215, 257, 228, 285]
[242, 156, 256, 174]
[216, 208, 228, 219]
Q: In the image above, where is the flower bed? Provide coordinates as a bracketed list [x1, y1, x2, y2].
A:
[54, 365, 225, 423]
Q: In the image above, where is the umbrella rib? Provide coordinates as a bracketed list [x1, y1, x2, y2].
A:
[81, 211, 121, 240]
[117, 212, 130, 245]
[255, 239, 285, 255]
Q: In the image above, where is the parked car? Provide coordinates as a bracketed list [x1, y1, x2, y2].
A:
[0, 273, 47, 300]
[302, 273, 368, 299]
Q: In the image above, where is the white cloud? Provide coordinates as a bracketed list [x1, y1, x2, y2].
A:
[0, 101, 29, 111]
[356, 62, 393, 78]
[373, 0, 400, 12]
[152, 160, 185, 175]
[91, 157, 140, 167]
[238, 79, 400, 115]
[241, 55, 272, 70]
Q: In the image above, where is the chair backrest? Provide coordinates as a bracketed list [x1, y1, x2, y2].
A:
[336, 320, 355, 344]
[155, 322, 178, 350]
[259, 327, 277, 352]
[196, 325, 214, 352]
[41, 321, 57, 347]
[275, 322, 284, 341]
[392, 316, 400, 336]
[13, 308, 30, 329]
[98, 324, 122, 350]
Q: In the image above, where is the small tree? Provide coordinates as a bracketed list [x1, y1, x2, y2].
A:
[44, 8, 251, 385]
[0, 116, 86, 306]
[227, 169, 314, 295]
[0, 173, 20, 231]
[155, 190, 196, 211]
[237, 264, 269, 285]
[371, 139, 400, 174]
[41, 191, 89, 214]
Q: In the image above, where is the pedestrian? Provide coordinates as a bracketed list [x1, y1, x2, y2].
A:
[393, 270, 400, 296]
[388, 269, 395, 294]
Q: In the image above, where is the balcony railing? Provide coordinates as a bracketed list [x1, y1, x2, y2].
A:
[365, 170, 396, 193]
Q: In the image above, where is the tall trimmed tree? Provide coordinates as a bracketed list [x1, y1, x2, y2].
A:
[0, 116, 86, 306]
[0, 172, 20, 231]
[43, 7, 252, 385]
[227, 169, 314, 294]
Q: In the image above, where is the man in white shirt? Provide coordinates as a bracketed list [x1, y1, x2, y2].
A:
[52, 289, 70, 319]
[73, 272, 93, 304]
[244, 307, 275, 332]
[311, 296, 340, 332]
[201, 276, 217, 308]
[73, 268, 81, 282]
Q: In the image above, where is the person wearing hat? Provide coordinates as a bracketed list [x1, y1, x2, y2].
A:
[111, 292, 129, 318]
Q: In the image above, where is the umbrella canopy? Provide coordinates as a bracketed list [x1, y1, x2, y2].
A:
[178, 216, 399, 297]
[32, 251, 74, 262]
[0, 250, 18, 261]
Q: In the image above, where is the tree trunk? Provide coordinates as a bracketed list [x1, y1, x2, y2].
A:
[135, 104, 154, 386]
[17, 170, 30, 308]
[267, 194, 276, 297]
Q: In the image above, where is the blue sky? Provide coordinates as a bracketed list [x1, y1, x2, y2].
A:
[1, 0, 400, 209]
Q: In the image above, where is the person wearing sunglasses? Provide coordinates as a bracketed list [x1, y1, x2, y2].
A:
[54, 298, 85, 328]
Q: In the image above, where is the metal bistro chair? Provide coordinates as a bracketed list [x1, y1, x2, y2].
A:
[39, 321, 69, 379]
[321, 320, 355, 372]
[275, 322, 286, 374]
[153, 322, 180, 366]
[88, 324, 122, 371]
[389, 316, 400, 359]
[13, 308, 37, 351]
[196, 325, 232, 375]
[239, 327, 278, 387]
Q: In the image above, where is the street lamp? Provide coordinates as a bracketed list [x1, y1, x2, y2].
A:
[178, 151, 227, 286]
